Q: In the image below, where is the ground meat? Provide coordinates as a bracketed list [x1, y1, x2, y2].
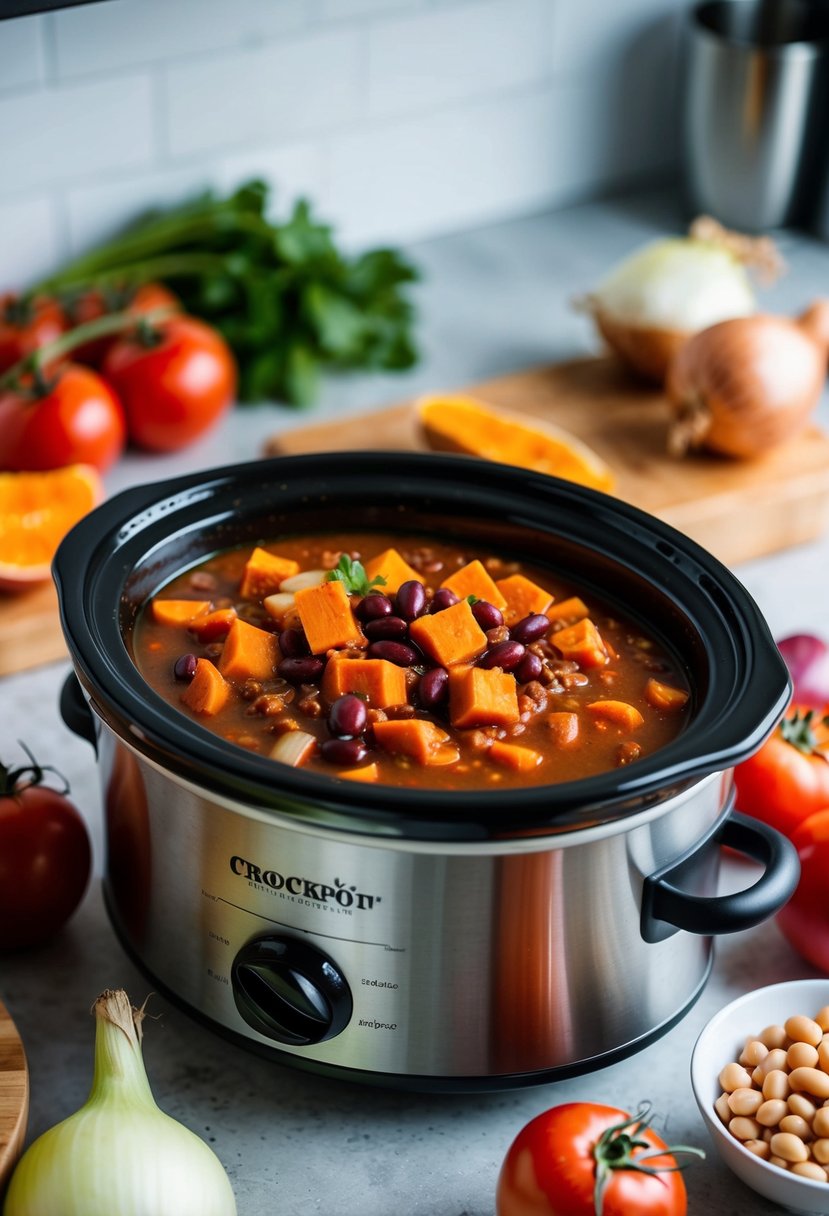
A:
[522, 681, 549, 709]
[560, 672, 589, 690]
[297, 692, 323, 717]
[404, 546, 444, 575]
[616, 741, 642, 766]
[486, 625, 510, 646]
[385, 703, 416, 720]
[246, 693, 290, 717]
[240, 679, 264, 700]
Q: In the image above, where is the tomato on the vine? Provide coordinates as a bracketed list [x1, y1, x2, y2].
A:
[496, 1103, 697, 1216]
[777, 808, 829, 971]
[102, 314, 235, 452]
[67, 281, 179, 366]
[0, 746, 92, 951]
[0, 294, 65, 374]
[734, 707, 829, 839]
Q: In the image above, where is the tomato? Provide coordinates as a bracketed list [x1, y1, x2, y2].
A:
[776, 809, 829, 971]
[734, 707, 829, 839]
[496, 1103, 692, 1216]
[0, 748, 91, 950]
[102, 314, 235, 452]
[68, 282, 179, 366]
[0, 294, 65, 374]
[0, 362, 126, 472]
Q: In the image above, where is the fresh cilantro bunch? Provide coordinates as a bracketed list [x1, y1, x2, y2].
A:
[325, 555, 386, 597]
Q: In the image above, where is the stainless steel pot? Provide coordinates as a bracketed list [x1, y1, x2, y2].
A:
[55, 453, 797, 1091]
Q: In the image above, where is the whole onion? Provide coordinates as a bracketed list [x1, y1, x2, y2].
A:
[777, 634, 829, 708]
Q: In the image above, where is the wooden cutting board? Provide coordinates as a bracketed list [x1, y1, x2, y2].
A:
[0, 581, 67, 677]
[0, 1000, 28, 1192]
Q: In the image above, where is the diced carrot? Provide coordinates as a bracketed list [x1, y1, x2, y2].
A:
[337, 763, 380, 783]
[488, 740, 543, 771]
[322, 657, 407, 708]
[181, 658, 231, 715]
[448, 665, 519, 729]
[550, 617, 607, 668]
[373, 719, 459, 766]
[218, 618, 281, 682]
[495, 574, 553, 624]
[151, 599, 211, 626]
[645, 678, 690, 711]
[294, 580, 364, 654]
[441, 560, 507, 610]
[239, 547, 300, 599]
[408, 599, 487, 667]
[545, 596, 589, 624]
[587, 700, 645, 731]
[188, 607, 238, 642]
[546, 711, 580, 747]
[363, 547, 421, 594]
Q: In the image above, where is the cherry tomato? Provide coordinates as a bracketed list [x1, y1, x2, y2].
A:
[68, 282, 179, 366]
[102, 314, 235, 452]
[734, 707, 829, 839]
[0, 294, 65, 374]
[496, 1103, 692, 1216]
[0, 747, 91, 951]
[776, 808, 829, 971]
[0, 362, 126, 472]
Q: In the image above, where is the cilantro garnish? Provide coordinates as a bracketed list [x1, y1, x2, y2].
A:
[325, 554, 386, 597]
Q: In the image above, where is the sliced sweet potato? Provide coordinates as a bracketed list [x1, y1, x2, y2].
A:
[373, 719, 459, 766]
[645, 678, 690, 711]
[545, 596, 589, 624]
[239, 547, 300, 599]
[441, 560, 507, 610]
[181, 658, 231, 715]
[495, 574, 553, 624]
[550, 617, 607, 668]
[294, 580, 364, 654]
[448, 665, 519, 729]
[219, 618, 281, 682]
[337, 763, 380, 783]
[546, 711, 580, 747]
[488, 740, 543, 771]
[587, 700, 645, 731]
[322, 656, 407, 707]
[363, 547, 420, 594]
[151, 599, 211, 626]
[188, 606, 237, 642]
[408, 599, 487, 667]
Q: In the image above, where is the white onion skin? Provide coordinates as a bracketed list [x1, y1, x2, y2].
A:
[667, 314, 826, 459]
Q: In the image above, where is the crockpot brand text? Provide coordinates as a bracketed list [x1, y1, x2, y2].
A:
[230, 856, 380, 910]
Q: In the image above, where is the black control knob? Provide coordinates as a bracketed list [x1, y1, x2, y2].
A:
[231, 935, 352, 1045]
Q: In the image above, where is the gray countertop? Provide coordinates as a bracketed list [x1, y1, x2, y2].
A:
[2, 187, 829, 1216]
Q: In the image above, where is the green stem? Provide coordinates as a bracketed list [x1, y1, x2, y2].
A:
[45, 252, 231, 300]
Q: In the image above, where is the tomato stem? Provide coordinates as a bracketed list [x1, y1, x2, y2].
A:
[780, 709, 829, 759]
[592, 1104, 704, 1216]
[0, 741, 70, 799]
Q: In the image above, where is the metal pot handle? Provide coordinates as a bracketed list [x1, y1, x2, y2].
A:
[60, 671, 98, 752]
[640, 808, 799, 944]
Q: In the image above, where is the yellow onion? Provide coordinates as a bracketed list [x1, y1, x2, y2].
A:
[667, 308, 828, 460]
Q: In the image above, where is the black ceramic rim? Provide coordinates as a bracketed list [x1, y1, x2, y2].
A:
[53, 452, 790, 843]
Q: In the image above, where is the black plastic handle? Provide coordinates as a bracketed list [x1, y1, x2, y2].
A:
[641, 810, 800, 943]
[60, 671, 98, 752]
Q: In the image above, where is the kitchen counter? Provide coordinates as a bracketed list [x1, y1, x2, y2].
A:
[3, 187, 829, 1216]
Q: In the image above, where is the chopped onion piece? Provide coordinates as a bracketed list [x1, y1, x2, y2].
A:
[269, 730, 316, 767]
[280, 568, 327, 592]
[777, 634, 829, 707]
[263, 591, 295, 622]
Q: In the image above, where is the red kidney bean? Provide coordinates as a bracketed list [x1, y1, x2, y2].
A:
[368, 640, 418, 666]
[320, 737, 368, 766]
[510, 614, 551, 645]
[328, 694, 368, 738]
[515, 651, 543, 683]
[430, 588, 459, 613]
[471, 600, 504, 631]
[364, 616, 409, 641]
[356, 593, 394, 622]
[277, 656, 324, 684]
[173, 653, 198, 681]
[479, 640, 525, 671]
[418, 666, 449, 708]
[279, 627, 310, 657]
[395, 580, 427, 621]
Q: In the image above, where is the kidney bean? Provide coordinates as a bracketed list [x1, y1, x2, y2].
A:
[279, 627, 310, 657]
[364, 616, 409, 641]
[173, 653, 198, 681]
[510, 614, 551, 645]
[277, 656, 324, 684]
[328, 694, 368, 738]
[471, 600, 504, 631]
[368, 640, 418, 666]
[320, 737, 368, 766]
[479, 640, 525, 671]
[418, 666, 449, 709]
[355, 593, 394, 622]
[395, 579, 427, 621]
[514, 652, 543, 683]
[430, 588, 459, 613]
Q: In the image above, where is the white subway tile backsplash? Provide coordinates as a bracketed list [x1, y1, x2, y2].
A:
[315, 0, 423, 17]
[166, 27, 364, 158]
[0, 15, 45, 93]
[551, 0, 683, 78]
[0, 194, 61, 289]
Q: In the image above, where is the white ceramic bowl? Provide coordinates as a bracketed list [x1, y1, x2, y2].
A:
[691, 980, 829, 1215]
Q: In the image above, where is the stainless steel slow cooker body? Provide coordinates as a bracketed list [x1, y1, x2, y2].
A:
[55, 453, 797, 1091]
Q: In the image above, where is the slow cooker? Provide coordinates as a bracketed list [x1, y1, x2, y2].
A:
[55, 453, 797, 1091]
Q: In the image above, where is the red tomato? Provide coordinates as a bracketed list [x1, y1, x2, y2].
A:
[68, 282, 179, 366]
[0, 294, 65, 374]
[734, 707, 829, 839]
[0, 362, 126, 472]
[777, 808, 829, 971]
[0, 749, 91, 950]
[102, 314, 235, 452]
[496, 1103, 690, 1216]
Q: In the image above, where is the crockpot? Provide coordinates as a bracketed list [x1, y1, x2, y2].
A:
[55, 452, 797, 1092]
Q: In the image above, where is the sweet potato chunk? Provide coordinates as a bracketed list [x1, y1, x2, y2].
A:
[295, 580, 364, 654]
[488, 740, 543, 771]
[550, 617, 607, 668]
[408, 599, 487, 667]
[545, 596, 589, 624]
[441, 560, 507, 610]
[219, 618, 280, 682]
[337, 763, 380, 783]
[546, 711, 580, 747]
[188, 607, 237, 642]
[645, 678, 690, 711]
[239, 547, 300, 599]
[449, 665, 519, 729]
[373, 719, 459, 766]
[587, 700, 645, 731]
[322, 656, 407, 708]
[151, 599, 211, 626]
[495, 574, 553, 624]
[181, 658, 231, 715]
[363, 548, 420, 594]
